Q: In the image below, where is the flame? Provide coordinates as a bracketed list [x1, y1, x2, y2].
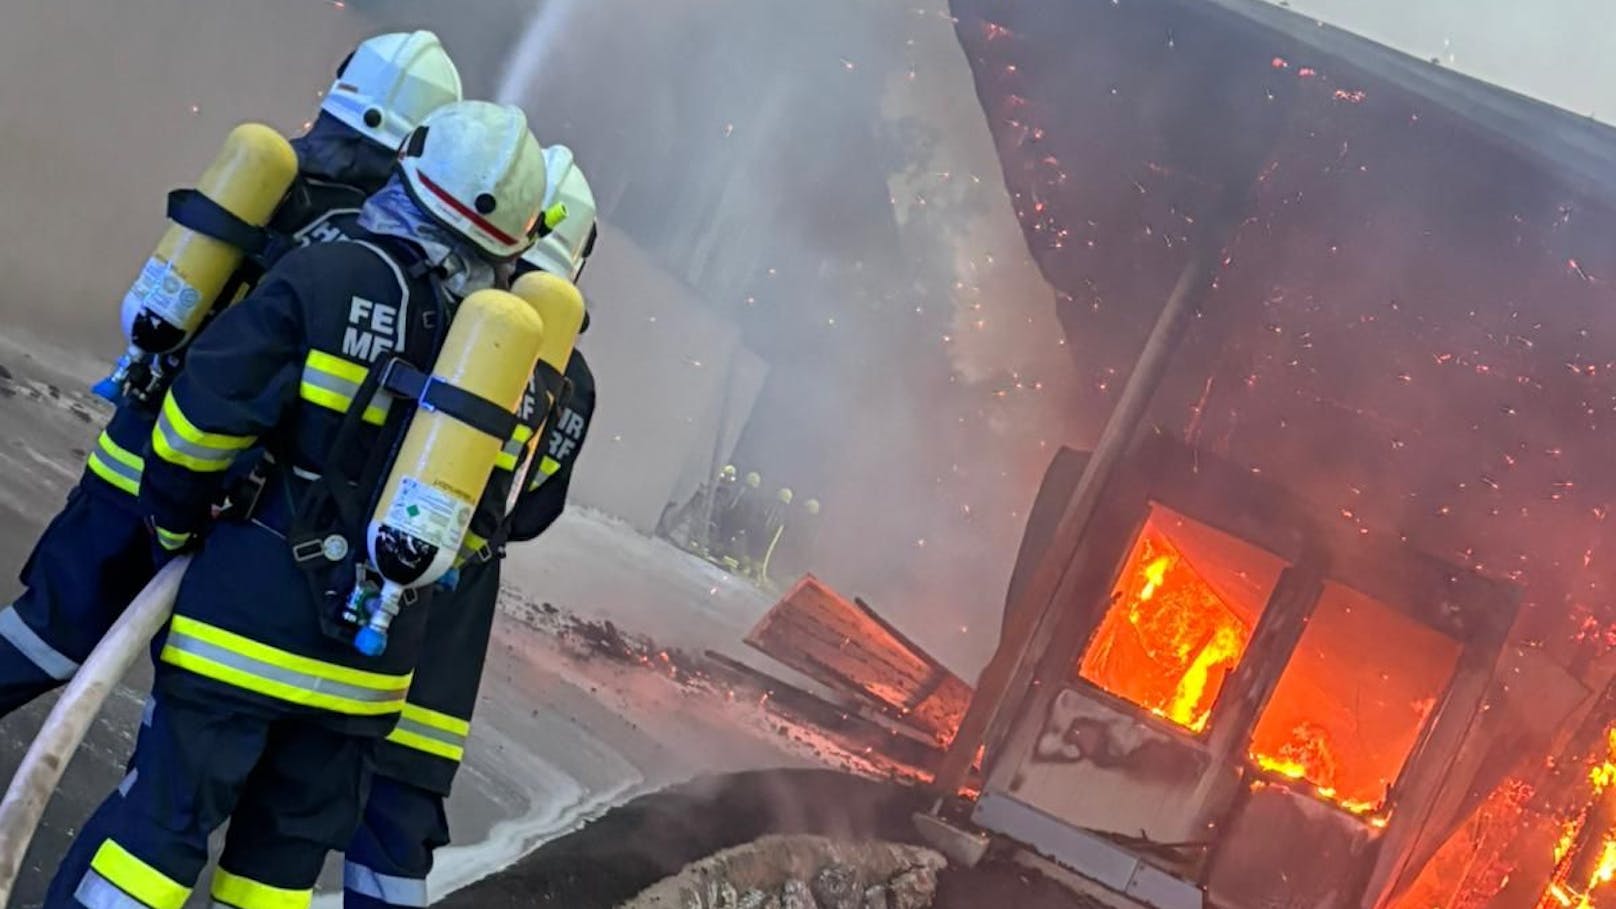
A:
[1594, 838, 1616, 889]
[1139, 555, 1170, 601]
[1540, 727, 1616, 909]
[1251, 721, 1390, 826]
[1078, 532, 1253, 734]
[1559, 821, 1582, 864]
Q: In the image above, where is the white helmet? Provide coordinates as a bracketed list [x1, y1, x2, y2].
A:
[398, 101, 548, 260]
[322, 31, 463, 151]
[520, 145, 598, 281]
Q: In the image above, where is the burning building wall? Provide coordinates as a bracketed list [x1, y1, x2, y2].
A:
[940, 0, 1616, 906]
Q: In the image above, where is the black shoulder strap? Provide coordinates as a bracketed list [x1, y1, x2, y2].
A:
[380, 359, 520, 443]
[167, 189, 297, 269]
[168, 189, 265, 252]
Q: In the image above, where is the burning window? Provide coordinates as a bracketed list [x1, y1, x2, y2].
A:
[1250, 582, 1461, 820]
[1078, 505, 1288, 733]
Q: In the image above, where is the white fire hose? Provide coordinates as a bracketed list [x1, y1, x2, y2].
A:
[0, 556, 189, 907]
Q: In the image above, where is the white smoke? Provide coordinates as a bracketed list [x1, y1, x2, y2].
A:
[1254, 0, 1616, 119]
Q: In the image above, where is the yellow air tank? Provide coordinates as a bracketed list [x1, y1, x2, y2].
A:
[505, 271, 587, 502]
[356, 288, 547, 655]
[120, 123, 298, 357]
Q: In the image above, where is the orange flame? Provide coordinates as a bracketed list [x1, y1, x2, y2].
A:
[1079, 536, 1252, 734]
[1559, 821, 1582, 864]
[1252, 723, 1390, 826]
[1540, 727, 1616, 909]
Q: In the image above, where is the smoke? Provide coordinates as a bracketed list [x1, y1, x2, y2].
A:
[494, 0, 1087, 675]
[945, 0, 1616, 672]
[1255, 0, 1616, 119]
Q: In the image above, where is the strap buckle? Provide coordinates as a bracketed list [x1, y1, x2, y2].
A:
[291, 534, 350, 564]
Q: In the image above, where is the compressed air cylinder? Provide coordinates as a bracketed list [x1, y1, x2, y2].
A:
[122, 123, 297, 356]
[503, 271, 588, 508]
[355, 288, 547, 655]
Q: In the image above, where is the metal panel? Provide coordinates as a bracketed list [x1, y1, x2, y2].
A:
[974, 790, 1203, 909]
[999, 686, 1226, 844]
[1207, 784, 1379, 909]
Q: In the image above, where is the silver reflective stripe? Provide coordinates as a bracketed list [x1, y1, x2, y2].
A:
[299, 365, 392, 421]
[392, 716, 468, 751]
[92, 447, 143, 487]
[76, 870, 150, 909]
[154, 410, 243, 467]
[499, 436, 524, 460]
[299, 364, 360, 401]
[291, 466, 323, 482]
[0, 606, 79, 680]
[164, 632, 409, 705]
[142, 697, 156, 727]
[118, 769, 139, 797]
[344, 861, 428, 908]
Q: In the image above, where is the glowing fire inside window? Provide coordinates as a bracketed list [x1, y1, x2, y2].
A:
[1078, 506, 1287, 734]
[1249, 582, 1460, 821]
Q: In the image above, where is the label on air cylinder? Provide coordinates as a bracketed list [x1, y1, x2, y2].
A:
[128, 256, 205, 330]
[384, 476, 473, 552]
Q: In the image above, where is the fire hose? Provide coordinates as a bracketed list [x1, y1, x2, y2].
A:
[0, 556, 190, 907]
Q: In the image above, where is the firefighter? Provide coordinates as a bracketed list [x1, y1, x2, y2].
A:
[767, 495, 820, 584]
[343, 146, 599, 909]
[0, 31, 463, 719]
[657, 462, 738, 549]
[43, 101, 550, 909]
[753, 487, 793, 582]
[710, 464, 742, 522]
[715, 470, 761, 560]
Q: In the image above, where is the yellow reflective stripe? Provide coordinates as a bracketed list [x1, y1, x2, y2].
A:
[99, 431, 145, 471]
[402, 702, 471, 736]
[87, 455, 139, 495]
[91, 839, 190, 909]
[170, 616, 408, 691]
[299, 351, 389, 426]
[154, 527, 192, 552]
[385, 726, 464, 762]
[211, 868, 312, 909]
[161, 394, 255, 452]
[152, 396, 253, 473]
[454, 531, 488, 569]
[495, 424, 537, 472]
[385, 705, 470, 762]
[160, 616, 409, 717]
[88, 432, 143, 496]
[527, 456, 563, 491]
[305, 350, 368, 384]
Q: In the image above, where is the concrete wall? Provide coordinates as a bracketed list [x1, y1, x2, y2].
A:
[0, 0, 532, 353]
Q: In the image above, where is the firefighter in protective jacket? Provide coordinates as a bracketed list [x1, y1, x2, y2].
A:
[0, 31, 463, 720]
[344, 145, 600, 909]
[43, 101, 549, 909]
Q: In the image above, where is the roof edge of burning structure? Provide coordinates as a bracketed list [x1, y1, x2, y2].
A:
[948, 0, 1616, 211]
[1200, 0, 1616, 209]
